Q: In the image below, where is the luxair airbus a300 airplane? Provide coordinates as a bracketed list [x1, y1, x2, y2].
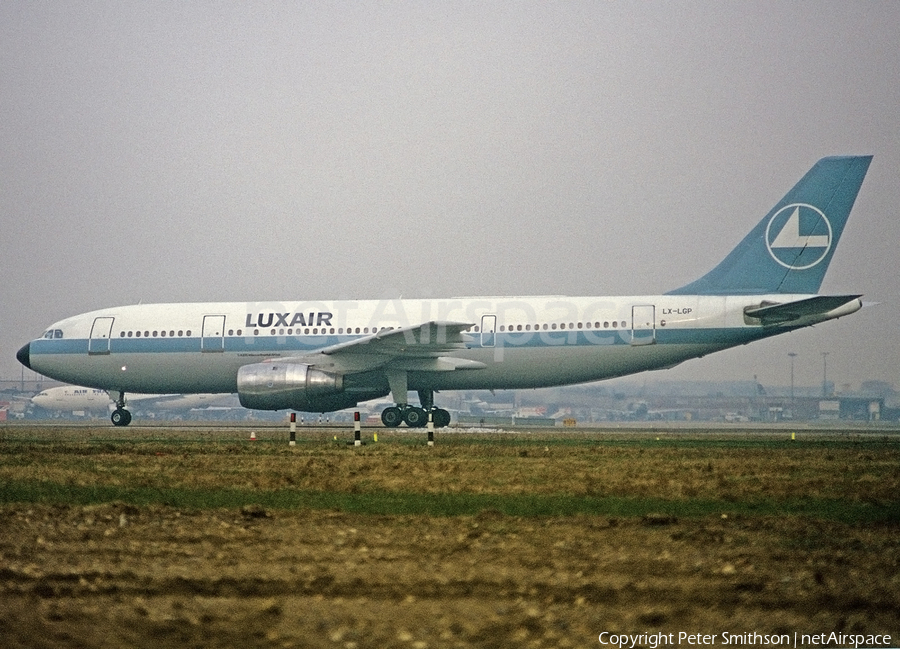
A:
[18, 156, 872, 428]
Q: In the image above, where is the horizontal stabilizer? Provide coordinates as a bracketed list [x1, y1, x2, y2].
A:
[744, 295, 862, 325]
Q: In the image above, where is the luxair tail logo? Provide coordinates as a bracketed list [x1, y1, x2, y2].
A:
[765, 203, 833, 270]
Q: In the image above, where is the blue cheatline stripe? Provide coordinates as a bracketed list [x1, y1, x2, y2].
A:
[28, 326, 777, 358]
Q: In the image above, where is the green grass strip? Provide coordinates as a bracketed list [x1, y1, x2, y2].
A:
[2, 479, 898, 523]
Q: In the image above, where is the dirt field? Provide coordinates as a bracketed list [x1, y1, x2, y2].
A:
[1, 425, 898, 648]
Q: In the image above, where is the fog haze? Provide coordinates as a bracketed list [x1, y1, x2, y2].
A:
[2, 3, 898, 392]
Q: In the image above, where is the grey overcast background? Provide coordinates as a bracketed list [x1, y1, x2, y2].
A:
[2, 2, 898, 393]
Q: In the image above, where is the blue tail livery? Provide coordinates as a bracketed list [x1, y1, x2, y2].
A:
[668, 155, 872, 295]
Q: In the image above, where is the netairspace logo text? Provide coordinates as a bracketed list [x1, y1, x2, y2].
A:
[597, 631, 893, 648]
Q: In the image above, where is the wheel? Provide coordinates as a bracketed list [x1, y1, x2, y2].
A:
[403, 406, 427, 428]
[381, 406, 403, 428]
[111, 408, 132, 427]
[433, 408, 451, 428]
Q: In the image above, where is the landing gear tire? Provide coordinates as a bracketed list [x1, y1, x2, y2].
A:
[381, 406, 403, 428]
[404, 406, 428, 428]
[432, 408, 451, 428]
[111, 408, 132, 427]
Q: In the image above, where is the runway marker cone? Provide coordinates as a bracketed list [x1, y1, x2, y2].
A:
[250, 431, 257, 441]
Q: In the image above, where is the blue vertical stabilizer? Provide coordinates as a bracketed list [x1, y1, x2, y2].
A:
[667, 156, 872, 295]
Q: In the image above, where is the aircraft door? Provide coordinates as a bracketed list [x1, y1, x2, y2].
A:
[201, 315, 226, 352]
[88, 317, 115, 355]
[480, 315, 496, 347]
[631, 305, 656, 346]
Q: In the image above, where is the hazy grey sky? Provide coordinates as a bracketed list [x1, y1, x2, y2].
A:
[2, 2, 898, 392]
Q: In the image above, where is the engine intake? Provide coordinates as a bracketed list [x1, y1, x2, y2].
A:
[237, 362, 344, 411]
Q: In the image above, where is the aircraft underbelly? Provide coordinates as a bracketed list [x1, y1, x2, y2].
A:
[32, 352, 240, 394]
[409, 342, 727, 391]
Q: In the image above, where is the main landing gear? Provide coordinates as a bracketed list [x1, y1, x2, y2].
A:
[110, 391, 132, 427]
[380, 405, 451, 428]
[380, 386, 451, 428]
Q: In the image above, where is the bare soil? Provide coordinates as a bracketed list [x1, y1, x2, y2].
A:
[1, 426, 898, 648]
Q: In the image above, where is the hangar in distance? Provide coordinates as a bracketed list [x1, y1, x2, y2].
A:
[17, 156, 872, 428]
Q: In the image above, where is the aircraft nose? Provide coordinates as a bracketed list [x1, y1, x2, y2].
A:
[16, 343, 31, 370]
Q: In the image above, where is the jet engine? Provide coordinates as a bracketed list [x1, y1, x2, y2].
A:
[237, 362, 351, 412]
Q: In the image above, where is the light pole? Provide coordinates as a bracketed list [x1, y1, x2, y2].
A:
[822, 352, 830, 397]
[788, 353, 797, 402]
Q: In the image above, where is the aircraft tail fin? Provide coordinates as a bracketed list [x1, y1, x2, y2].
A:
[667, 155, 872, 295]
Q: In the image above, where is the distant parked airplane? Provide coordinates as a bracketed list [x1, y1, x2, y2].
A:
[17, 156, 872, 428]
[32, 386, 111, 413]
[32, 385, 237, 416]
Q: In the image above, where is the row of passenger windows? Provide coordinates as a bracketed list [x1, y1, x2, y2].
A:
[118, 327, 390, 338]
[478, 321, 629, 333]
[120, 330, 192, 338]
[117, 321, 630, 339]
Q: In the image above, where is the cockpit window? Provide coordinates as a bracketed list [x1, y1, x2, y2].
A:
[54, 329, 63, 338]
[44, 329, 63, 339]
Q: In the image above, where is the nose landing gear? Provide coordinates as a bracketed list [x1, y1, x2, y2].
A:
[110, 391, 132, 427]
[111, 408, 132, 426]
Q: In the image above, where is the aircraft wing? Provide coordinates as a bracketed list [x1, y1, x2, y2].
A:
[743, 295, 862, 325]
[274, 321, 486, 374]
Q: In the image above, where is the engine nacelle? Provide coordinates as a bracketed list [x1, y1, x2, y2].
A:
[237, 362, 345, 412]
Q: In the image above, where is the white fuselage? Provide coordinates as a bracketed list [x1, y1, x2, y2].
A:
[23, 293, 857, 403]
